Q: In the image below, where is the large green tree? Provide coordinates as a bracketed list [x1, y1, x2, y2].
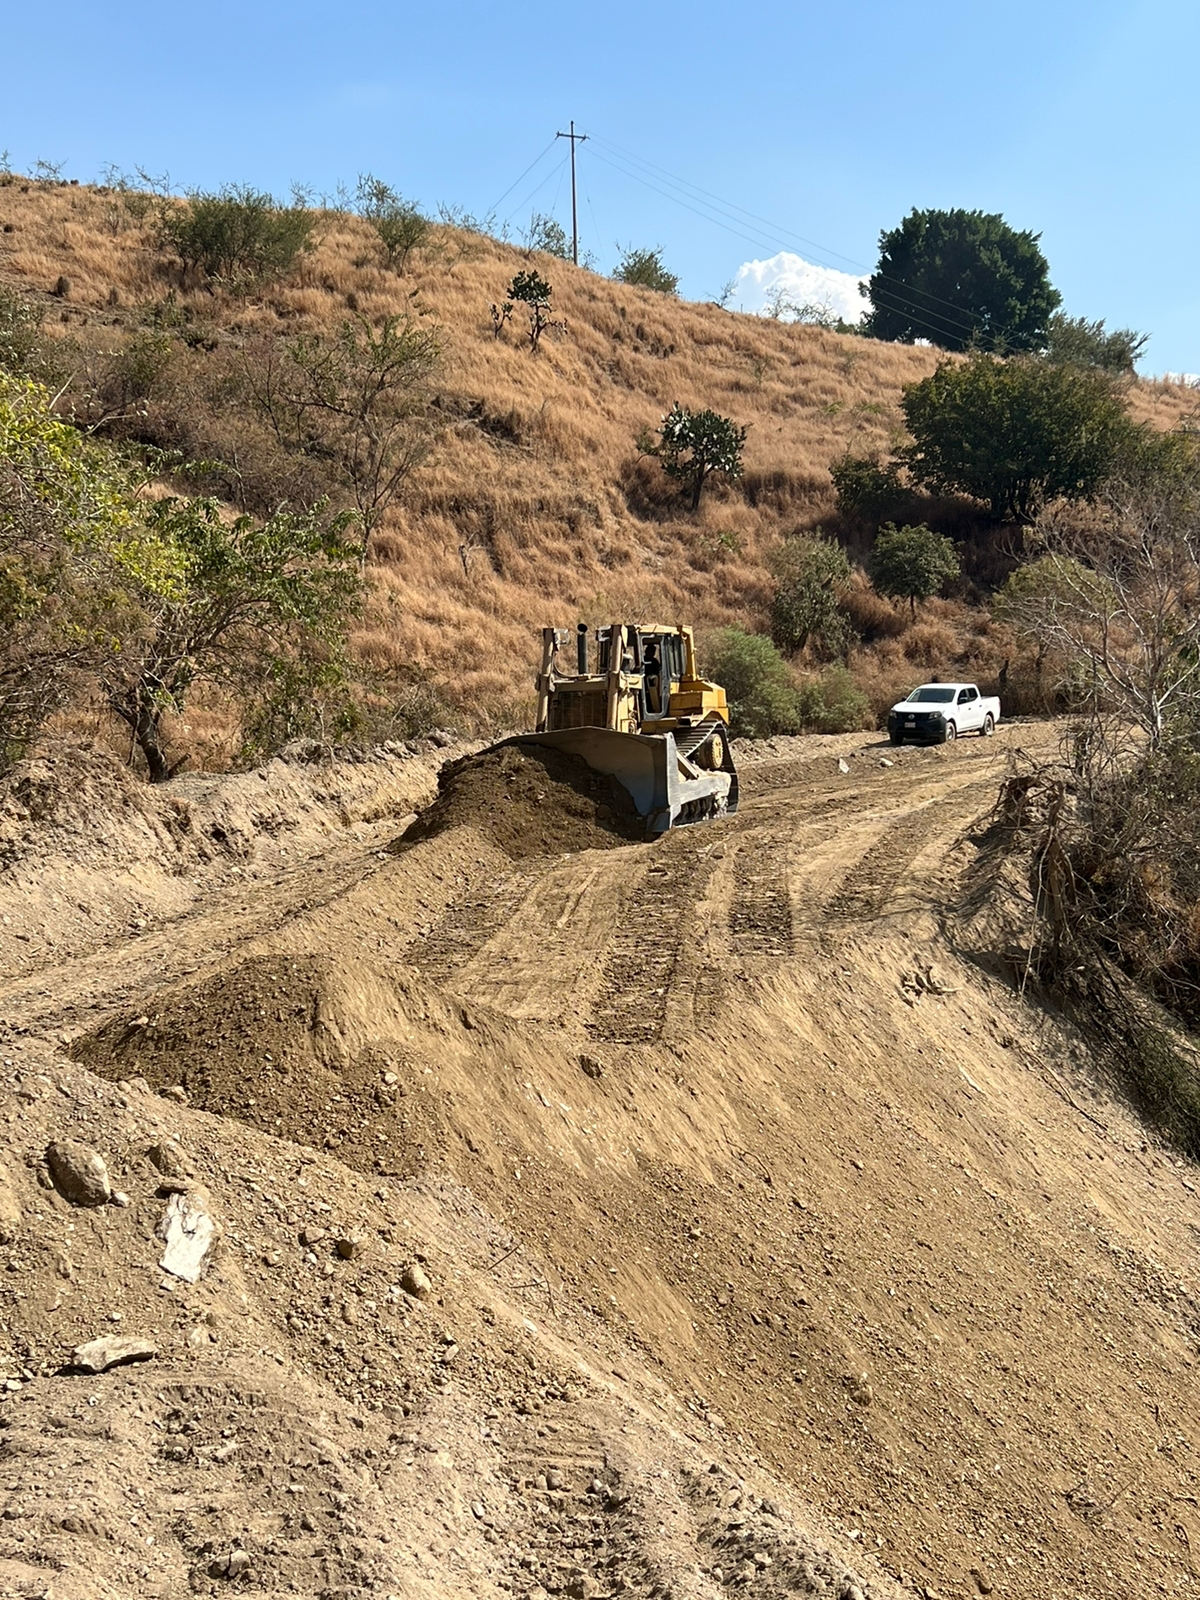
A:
[901, 353, 1137, 522]
[863, 208, 1061, 353]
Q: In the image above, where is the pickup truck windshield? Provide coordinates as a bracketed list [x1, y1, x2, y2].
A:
[907, 686, 956, 704]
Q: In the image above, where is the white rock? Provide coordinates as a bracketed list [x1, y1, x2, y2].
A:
[157, 1187, 220, 1283]
[72, 1334, 157, 1373]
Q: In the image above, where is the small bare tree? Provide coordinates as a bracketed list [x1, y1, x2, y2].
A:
[245, 312, 443, 558]
[1002, 474, 1200, 747]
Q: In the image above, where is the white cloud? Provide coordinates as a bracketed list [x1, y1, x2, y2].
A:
[732, 251, 867, 325]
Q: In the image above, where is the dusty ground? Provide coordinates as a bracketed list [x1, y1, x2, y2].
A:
[2, 724, 1200, 1600]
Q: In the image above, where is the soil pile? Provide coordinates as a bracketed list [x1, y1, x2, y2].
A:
[401, 740, 645, 858]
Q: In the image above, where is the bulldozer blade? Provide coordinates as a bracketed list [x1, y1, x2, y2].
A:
[508, 728, 737, 836]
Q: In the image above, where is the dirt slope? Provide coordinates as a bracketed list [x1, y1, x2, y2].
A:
[3, 728, 1200, 1599]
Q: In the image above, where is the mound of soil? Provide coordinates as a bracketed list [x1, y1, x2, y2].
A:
[401, 740, 645, 858]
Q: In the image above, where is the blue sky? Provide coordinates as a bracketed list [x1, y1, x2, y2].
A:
[5, 0, 1197, 373]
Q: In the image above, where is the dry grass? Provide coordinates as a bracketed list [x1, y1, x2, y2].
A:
[4, 176, 1197, 751]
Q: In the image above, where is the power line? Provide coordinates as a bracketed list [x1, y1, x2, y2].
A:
[584, 131, 989, 346]
[501, 152, 570, 230]
[487, 138, 558, 216]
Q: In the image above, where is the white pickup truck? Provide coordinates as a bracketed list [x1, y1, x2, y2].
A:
[887, 682, 1001, 745]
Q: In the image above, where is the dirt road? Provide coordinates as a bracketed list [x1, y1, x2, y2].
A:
[3, 726, 1200, 1600]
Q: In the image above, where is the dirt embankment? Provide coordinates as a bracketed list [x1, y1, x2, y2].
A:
[0, 736, 477, 981]
[5, 725, 1200, 1600]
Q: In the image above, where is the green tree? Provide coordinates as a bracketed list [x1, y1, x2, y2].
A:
[0, 373, 182, 768]
[245, 311, 443, 556]
[506, 270, 564, 352]
[769, 534, 856, 657]
[870, 522, 961, 615]
[700, 628, 799, 739]
[863, 208, 1061, 353]
[901, 353, 1138, 522]
[613, 246, 679, 295]
[639, 402, 748, 510]
[159, 185, 315, 281]
[1044, 313, 1148, 375]
[100, 498, 362, 783]
[356, 175, 428, 271]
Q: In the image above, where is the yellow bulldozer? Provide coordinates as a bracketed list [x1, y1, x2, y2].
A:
[514, 622, 739, 835]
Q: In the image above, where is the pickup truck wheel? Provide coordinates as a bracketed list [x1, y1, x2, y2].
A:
[889, 731, 902, 745]
[942, 722, 957, 743]
[981, 713, 995, 737]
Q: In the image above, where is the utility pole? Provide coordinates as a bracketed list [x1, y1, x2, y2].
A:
[555, 120, 587, 266]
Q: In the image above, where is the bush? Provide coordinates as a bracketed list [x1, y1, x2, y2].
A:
[700, 627, 799, 739]
[830, 453, 914, 522]
[159, 185, 315, 281]
[1044, 313, 1147, 375]
[0, 287, 49, 378]
[796, 666, 871, 733]
[870, 523, 961, 614]
[901, 352, 1138, 521]
[0, 373, 183, 768]
[613, 247, 678, 295]
[357, 175, 428, 270]
[523, 213, 571, 259]
[769, 533, 856, 657]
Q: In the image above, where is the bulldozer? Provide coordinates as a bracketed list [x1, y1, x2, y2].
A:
[510, 623, 739, 835]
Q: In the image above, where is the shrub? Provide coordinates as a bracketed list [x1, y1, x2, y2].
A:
[901, 352, 1138, 521]
[701, 627, 799, 739]
[0, 373, 183, 768]
[243, 312, 443, 554]
[0, 287, 48, 378]
[1044, 313, 1147, 375]
[796, 665, 871, 733]
[638, 402, 747, 511]
[356, 175, 428, 270]
[522, 213, 571, 259]
[613, 247, 679, 295]
[769, 533, 857, 657]
[870, 523, 961, 615]
[505, 270, 564, 352]
[100, 497, 362, 782]
[830, 452, 914, 522]
[159, 185, 315, 281]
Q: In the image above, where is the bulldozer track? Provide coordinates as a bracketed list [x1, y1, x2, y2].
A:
[823, 781, 993, 924]
[585, 844, 719, 1046]
[729, 839, 795, 957]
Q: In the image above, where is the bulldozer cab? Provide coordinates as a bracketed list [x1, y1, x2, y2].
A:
[521, 622, 739, 835]
[536, 623, 726, 736]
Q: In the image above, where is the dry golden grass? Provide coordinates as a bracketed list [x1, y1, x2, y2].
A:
[4, 177, 1196, 746]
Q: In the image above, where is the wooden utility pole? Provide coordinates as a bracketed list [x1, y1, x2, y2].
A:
[555, 121, 587, 265]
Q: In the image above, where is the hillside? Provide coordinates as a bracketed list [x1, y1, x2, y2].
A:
[2, 176, 1196, 755]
